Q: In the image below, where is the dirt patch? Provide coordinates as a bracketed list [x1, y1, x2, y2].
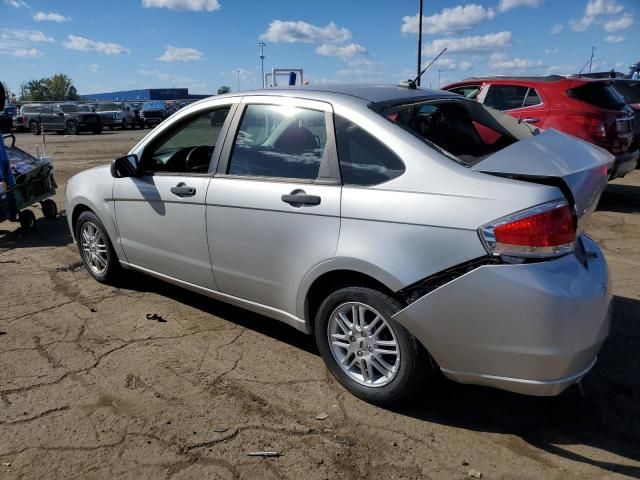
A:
[1, 131, 639, 479]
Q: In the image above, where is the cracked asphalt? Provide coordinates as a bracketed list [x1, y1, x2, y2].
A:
[1, 131, 639, 479]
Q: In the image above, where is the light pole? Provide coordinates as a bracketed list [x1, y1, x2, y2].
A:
[236, 69, 241, 91]
[438, 69, 441, 88]
[259, 42, 266, 88]
[416, 0, 423, 86]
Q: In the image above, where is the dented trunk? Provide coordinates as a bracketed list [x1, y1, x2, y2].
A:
[472, 129, 613, 223]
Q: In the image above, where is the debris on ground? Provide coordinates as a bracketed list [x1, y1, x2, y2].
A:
[315, 412, 329, 420]
[146, 313, 167, 323]
[2, 463, 11, 467]
[213, 426, 228, 432]
[247, 451, 282, 457]
[467, 469, 483, 478]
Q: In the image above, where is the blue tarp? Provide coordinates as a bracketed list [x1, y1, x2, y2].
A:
[0, 138, 16, 187]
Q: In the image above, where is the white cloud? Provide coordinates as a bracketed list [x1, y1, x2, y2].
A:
[4, 0, 29, 8]
[426, 31, 512, 55]
[497, 0, 543, 12]
[401, 4, 495, 35]
[63, 35, 129, 55]
[260, 20, 351, 44]
[605, 35, 625, 43]
[571, 0, 625, 31]
[604, 15, 633, 32]
[460, 61, 473, 71]
[0, 29, 53, 57]
[33, 11, 69, 22]
[550, 24, 564, 34]
[544, 47, 559, 54]
[488, 53, 544, 70]
[142, 0, 220, 11]
[14, 48, 41, 57]
[89, 63, 99, 72]
[157, 44, 203, 62]
[316, 42, 366, 59]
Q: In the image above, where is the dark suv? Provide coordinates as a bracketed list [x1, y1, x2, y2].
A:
[27, 103, 103, 135]
[139, 100, 175, 128]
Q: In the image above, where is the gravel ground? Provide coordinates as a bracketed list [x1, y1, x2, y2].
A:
[1, 130, 639, 480]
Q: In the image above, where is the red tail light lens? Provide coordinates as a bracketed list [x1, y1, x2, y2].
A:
[480, 202, 576, 258]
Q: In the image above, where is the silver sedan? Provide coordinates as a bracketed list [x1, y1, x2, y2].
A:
[66, 85, 613, 405]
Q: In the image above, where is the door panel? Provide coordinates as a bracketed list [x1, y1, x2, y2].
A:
[206, 178, 340, 313]
[114, 175, 216, 288]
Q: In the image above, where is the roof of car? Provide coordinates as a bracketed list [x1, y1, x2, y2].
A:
[219, 84, 459, 104]
[459, 75, 566, 83]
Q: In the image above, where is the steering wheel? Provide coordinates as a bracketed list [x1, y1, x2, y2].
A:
[185, 145, 212, 173]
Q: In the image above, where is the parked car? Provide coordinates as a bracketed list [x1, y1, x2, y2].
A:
[13, 104, 41, 132]
[0, 105, 17, 133]
[27, 103, 102, 135]
[96, 102, 136, 130]
[607, 79, 640, 155]
[66, 85, 613, 405]
[139, 100, 174, 128]
[443, 75, 638, 179]
[78, 104, 96, 113]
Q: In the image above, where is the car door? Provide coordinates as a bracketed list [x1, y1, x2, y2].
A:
[480, 84, 549, 127]
[206, 96, 341, 315]
[113, 101, 237, 288]
[40, 106, 54, 130]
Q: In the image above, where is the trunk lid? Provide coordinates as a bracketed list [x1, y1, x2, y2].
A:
[472, 129, 613, 222]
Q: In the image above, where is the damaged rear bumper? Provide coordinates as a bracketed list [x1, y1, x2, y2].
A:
[392, 235, 612, 396]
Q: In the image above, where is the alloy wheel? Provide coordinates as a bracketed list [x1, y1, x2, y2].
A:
[80, 222, 108, 275]
[327, 302, 401, 387]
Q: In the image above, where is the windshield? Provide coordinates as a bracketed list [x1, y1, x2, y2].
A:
[374, 98, 536, 167]
[568, 82, 626, 110]
[142, 101, 165, 110]
[60, 104, 78, 113]
[97, 103, 123, 111]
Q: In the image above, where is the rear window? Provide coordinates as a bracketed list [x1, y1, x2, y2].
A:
[21, 106, 41, 114]
[97, 103, 123, 111]
[60, 104, 78, 113]
[568, 83, 626, 110]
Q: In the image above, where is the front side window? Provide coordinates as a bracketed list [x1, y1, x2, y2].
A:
[60, 104, 78, 113]
[449, 85, 481, 100]
[140, 106, 231, 174]
[335, 115, 405, 186]
[227, 104, 327, 180]
[523, 88, 542, 107]
[483, 85, 529, 111]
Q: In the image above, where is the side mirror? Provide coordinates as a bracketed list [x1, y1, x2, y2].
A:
[111, 154, 139, 178]
[57, 111, 64, 117]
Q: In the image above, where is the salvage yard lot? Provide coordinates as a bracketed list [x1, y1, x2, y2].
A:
[0, 130, 639, 479]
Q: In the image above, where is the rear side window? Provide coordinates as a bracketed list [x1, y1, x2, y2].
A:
[335, 115, 405, 186]
[568, 83, 626, 110]
[228, 104, 327, 180]
[523, 88, 542, 107]
[484, 85, 529, 110]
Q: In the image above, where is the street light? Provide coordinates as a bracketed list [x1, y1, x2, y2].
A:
[236, 69, 241, 91]
[416, 0, 423, 86]
[259, 42, 266, 89]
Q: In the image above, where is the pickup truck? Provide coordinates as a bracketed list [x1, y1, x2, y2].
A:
[139, 100, 175, 128]
[96, 102, 137, 130]
[26, 103, 103, 135]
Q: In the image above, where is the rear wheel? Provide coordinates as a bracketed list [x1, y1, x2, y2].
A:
[66, 121, 78, 135]
[315, 287, 429, 405]
[18, 209, 36, 230]
[30, 122, 40, 135]
[75, 211, 120, 284]
[41, 199, 57, 219]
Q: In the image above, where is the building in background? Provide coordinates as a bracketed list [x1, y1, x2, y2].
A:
[81, 88, 212, 102]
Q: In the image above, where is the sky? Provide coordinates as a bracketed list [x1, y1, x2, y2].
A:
[1, 0, 638, 96]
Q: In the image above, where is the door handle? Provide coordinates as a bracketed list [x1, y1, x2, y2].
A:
[281, 189, 321, 207]
[170, 182, 196, 197]
[523, 117, 540, 124]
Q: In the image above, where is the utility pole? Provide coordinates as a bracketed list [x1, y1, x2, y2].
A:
[438, 69, 441, 88]
[236, 69, 241, 91]
[259, 42, 266, 89]
[588, 46, 596, 73]
[416, 0, 423, 86]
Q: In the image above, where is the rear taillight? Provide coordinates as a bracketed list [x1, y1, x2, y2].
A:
[568, 115, 607, 141]
[480, 202, 576, 259]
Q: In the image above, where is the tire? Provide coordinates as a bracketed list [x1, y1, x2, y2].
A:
[30, 122, 40, 135]
[66, 121, 78, 135]
[41, 199, 57, 219]
[315, 287, 429, 405]
[75, 211, 120, 284]
[18, 210, 36, 230]
[92, 126, 103, 135]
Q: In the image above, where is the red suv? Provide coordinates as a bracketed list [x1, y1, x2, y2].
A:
[443, 75, 638, 179]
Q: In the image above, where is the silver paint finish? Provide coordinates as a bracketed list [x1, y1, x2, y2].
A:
[65, 85, 613, 397]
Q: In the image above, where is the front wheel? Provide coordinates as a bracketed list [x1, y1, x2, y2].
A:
[66, 121, 78, 135]
[315, 287, 429, 405]
[30, 122, 40, 135]
[18, 209, 36, 230]
[76, 211, 120, 284]
[41, 199, 57, 219]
